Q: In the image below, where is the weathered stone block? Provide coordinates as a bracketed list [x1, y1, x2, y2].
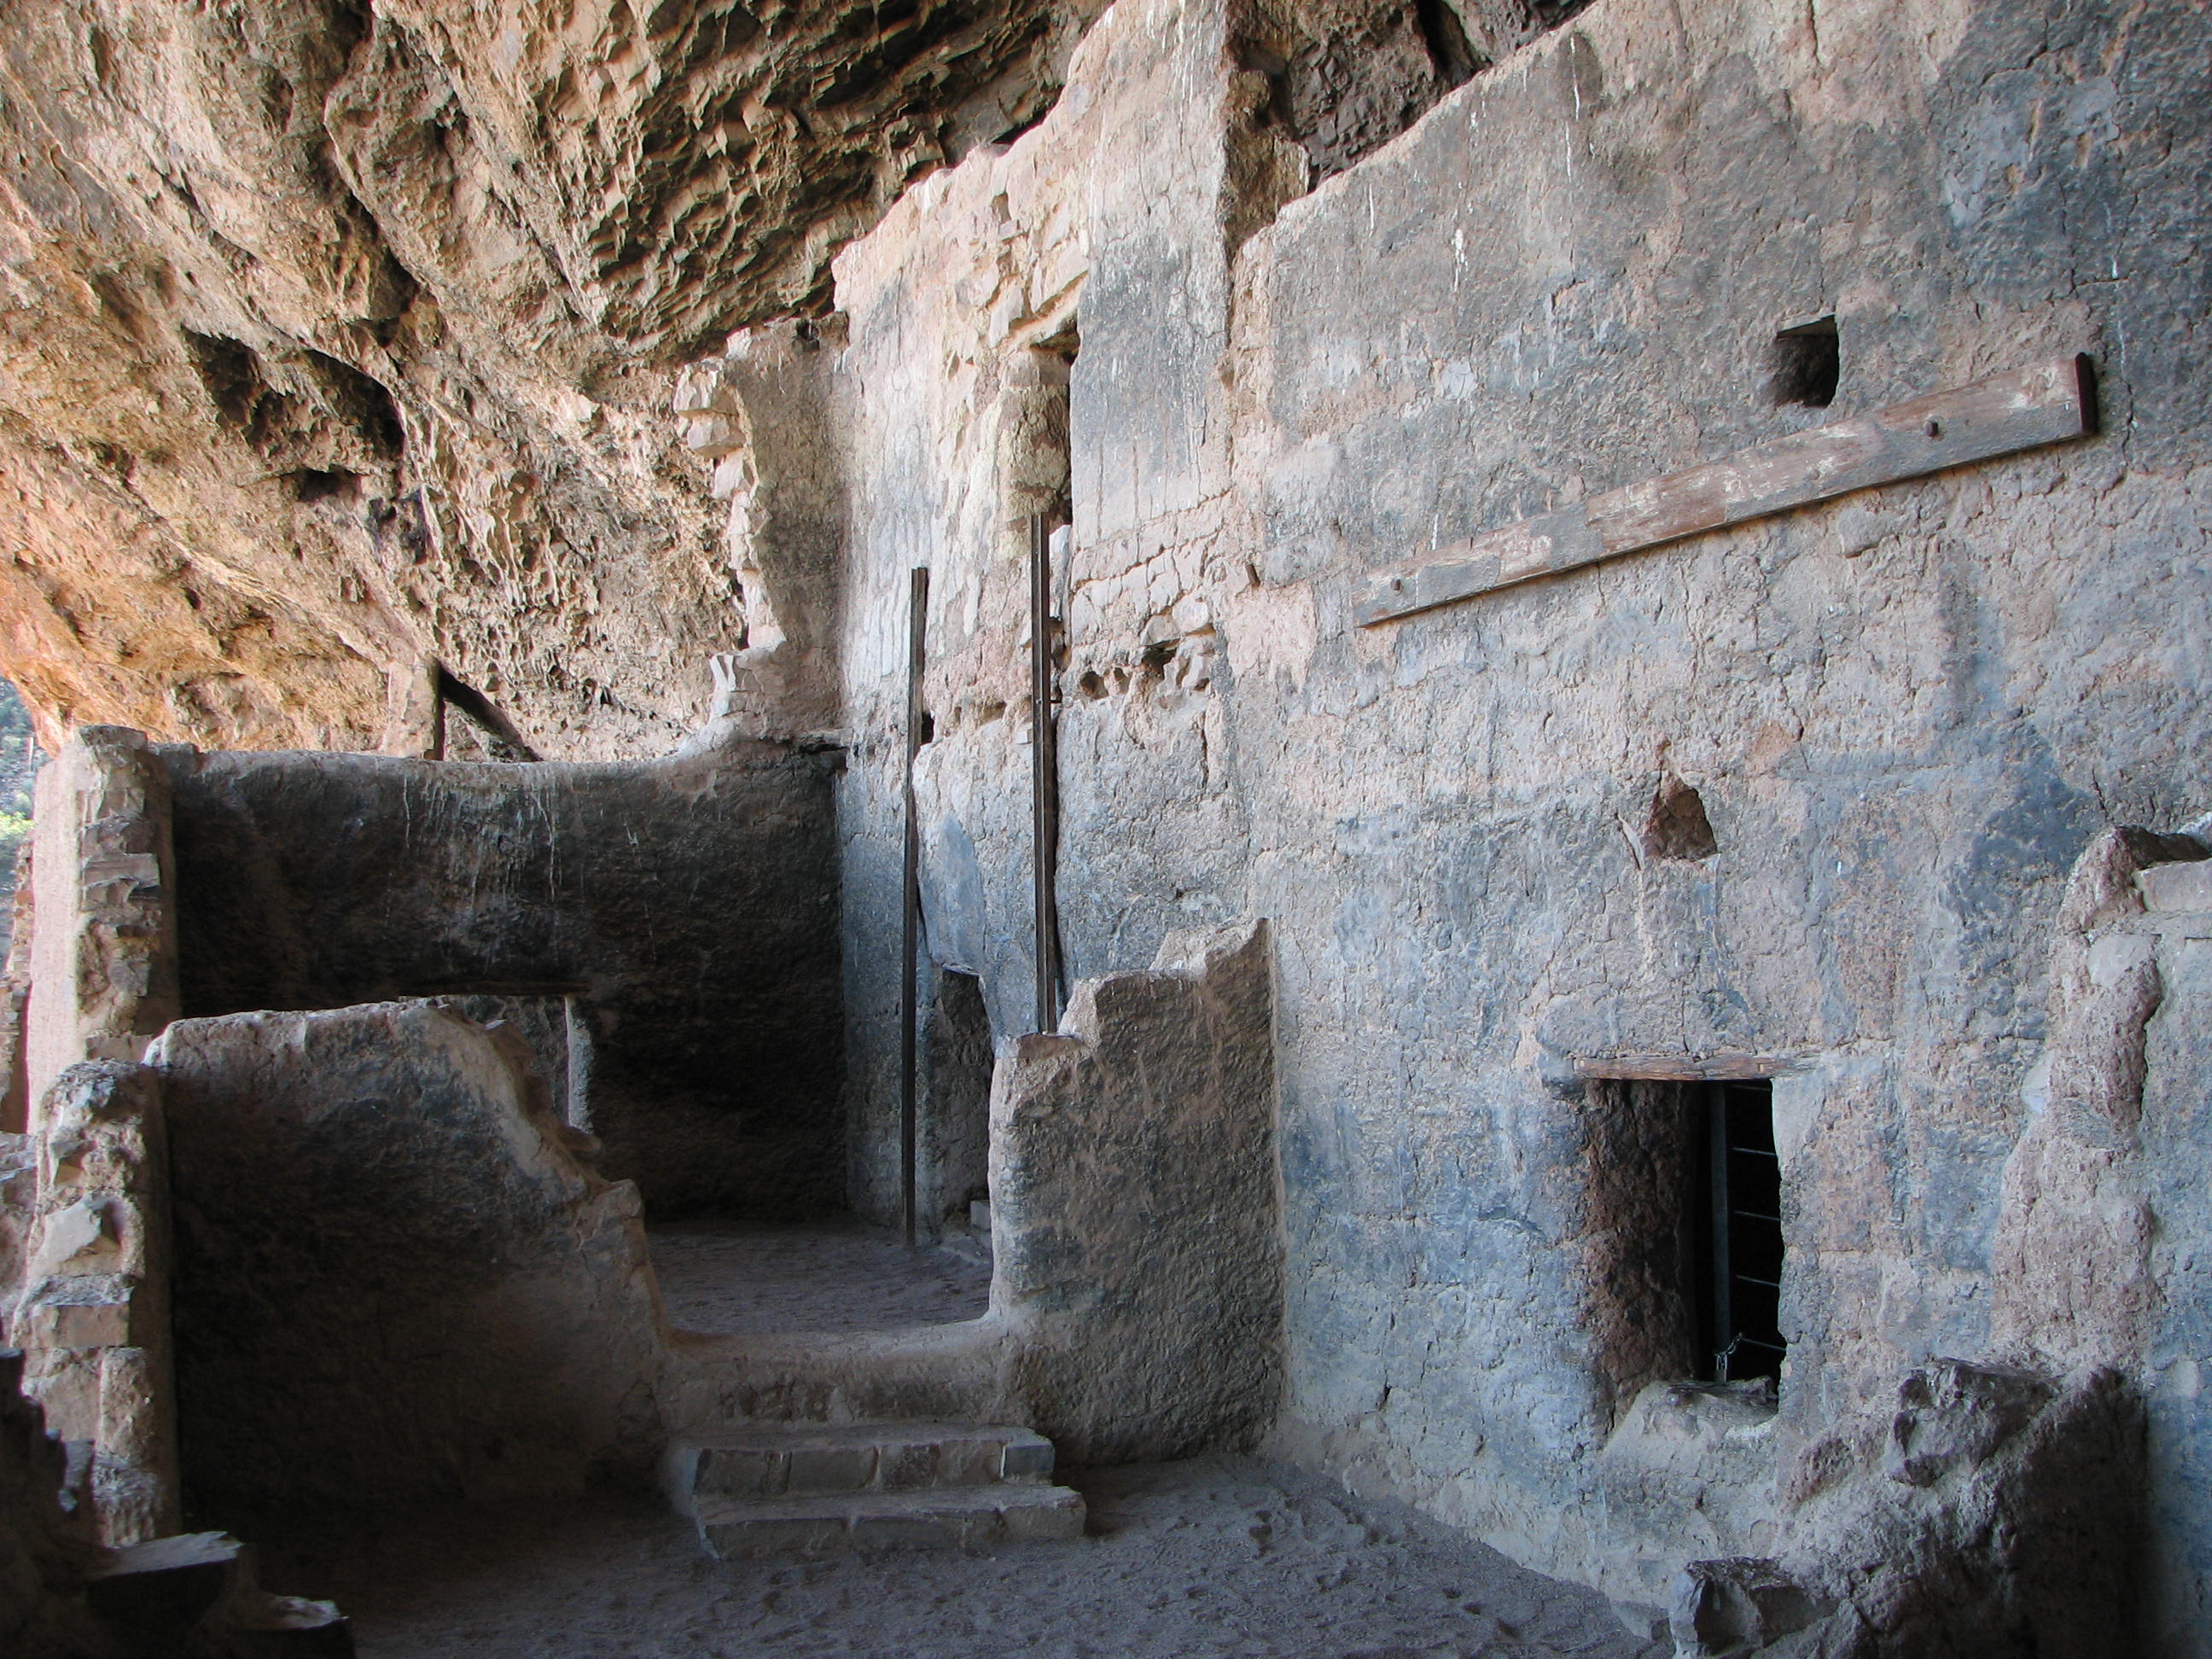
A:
[1883, 1359, 2054, 1490]
[998, 1435, 1057, 1482]
[786, 1445, 879, 1493]
[879, 1441, 940, 1490]
[2139, 860, 2212, 914]
[1668, 1557, 1826, 1658]
[694, 1446, 786, 1499]
[683, 414, 747, 457]
[18, 1279, 135, 1351]
[29, 1199, 117, 1276]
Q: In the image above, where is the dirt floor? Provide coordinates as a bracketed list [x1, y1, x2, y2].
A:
[265, 1454, 1667, 1658]
[646, 1216, 992, 1336]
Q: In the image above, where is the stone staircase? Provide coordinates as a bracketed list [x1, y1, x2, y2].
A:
[664, 1423, 1086, 1557]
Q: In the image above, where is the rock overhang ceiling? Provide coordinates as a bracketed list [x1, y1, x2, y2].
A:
[0, 0, 1091, 759]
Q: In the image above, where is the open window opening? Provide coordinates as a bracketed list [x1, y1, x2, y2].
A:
[1769, 317, 1839, 410]
[435, 667, 541, 762]
[1581, 1074, 1787, 1413]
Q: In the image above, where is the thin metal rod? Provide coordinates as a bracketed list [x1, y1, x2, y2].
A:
[900, 566, 929, 1249]
[1030, 515, 1064, 1033]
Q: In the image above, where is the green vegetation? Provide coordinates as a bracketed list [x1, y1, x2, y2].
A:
[0, 679, 38, 938]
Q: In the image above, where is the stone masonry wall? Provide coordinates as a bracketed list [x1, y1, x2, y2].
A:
[660, 923, 1283, 1470]
[24, 730, 180, 1122]
[1229, 0, 2209, 1614]
[797, 0, 2211, 1640]
[4, 1062, 179, 1547]
[824, 0, 1250, 1230]
[160, 740, 842, 1219]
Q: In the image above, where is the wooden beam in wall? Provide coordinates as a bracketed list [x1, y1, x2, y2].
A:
[1355, 354, 2097, 627]
[1574, 1052, 1807, 1083]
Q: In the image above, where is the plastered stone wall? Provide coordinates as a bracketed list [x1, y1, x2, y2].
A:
[2029, 844, 2212, 1650]
[820, 0, 1257, 1228]
[1227, 0, 2208, 1610]
[798, 0, 2209, 1639]
[991, 921, 1284, 1459]
[158, 739, 841, 1219]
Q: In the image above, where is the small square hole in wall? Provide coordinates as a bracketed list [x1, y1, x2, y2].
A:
[1769, 317, 1839, 410]
[1581, 1076, 1788, 1407]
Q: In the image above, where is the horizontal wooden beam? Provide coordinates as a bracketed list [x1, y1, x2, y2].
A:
[1356, 354, 2096, 627]
[1574, 1052, 1806, 1083]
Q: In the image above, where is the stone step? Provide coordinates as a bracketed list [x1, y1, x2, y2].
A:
[666, 1422, 1057, 1514]
[695, 1481, 1086, 1557]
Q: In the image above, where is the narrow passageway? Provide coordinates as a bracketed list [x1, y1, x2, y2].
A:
[262, 1455, 1666, 1658]
[647, 1215, 992, 1336]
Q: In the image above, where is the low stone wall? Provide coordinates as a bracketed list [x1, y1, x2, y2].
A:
[1658, 1358, 2145, 1659]
[153, 1001, 665, 1514]
[664, 923, 1284, 1464]
[160, 738, 841, 1219]
[991, 921, 1284, 1462]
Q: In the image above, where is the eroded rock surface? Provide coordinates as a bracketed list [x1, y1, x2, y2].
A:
[0, 0, 1099, 759]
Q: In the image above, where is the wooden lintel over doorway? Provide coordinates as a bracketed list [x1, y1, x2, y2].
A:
[1574, 1051, 1807, 1083]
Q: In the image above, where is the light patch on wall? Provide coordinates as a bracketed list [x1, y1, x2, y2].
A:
[1770, 1054, 1882, 1178]
[1224, 579, 1319, 690]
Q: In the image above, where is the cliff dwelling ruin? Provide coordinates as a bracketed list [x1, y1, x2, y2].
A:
[0, 0, 2205, 1653]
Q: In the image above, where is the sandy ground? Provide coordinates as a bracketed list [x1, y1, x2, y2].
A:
[647, 1217, 992, 1336]
[260, 1455, 1666, 1659]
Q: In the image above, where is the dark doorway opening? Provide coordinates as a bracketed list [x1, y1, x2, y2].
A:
[926, 967, 994, 1241]
[643, 970, 997, 1339]
[1580, 1074, 1788, 1409]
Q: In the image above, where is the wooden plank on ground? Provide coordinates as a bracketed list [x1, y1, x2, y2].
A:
[1355, 354, 2096, 627]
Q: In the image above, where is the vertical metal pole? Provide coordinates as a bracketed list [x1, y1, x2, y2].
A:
[900, 567, 928, 1248]
[1030, 515, 1064, 1033]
